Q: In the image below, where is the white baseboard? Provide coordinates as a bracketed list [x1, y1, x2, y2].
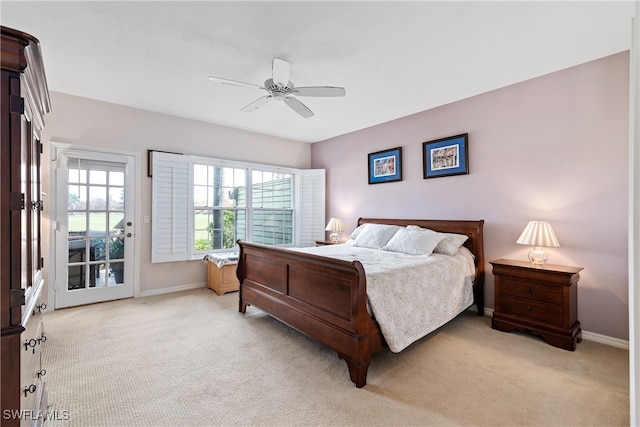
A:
[478, 307, 629, 350]
[582, 331, 629, 350]
[137, 282, 206, 298]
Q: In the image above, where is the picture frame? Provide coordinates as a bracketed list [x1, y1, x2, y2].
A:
[422, 133, 469, 179]
[368, 147, 402, 184]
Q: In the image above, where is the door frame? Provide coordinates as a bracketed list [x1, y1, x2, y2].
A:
[47, 142, 141, 311]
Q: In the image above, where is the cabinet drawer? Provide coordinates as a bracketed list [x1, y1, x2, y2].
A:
[499, 277, 563, 304]
[21, 317, 45, 416]
[500, 295, 563, 325]
[21, 318, 44, 383]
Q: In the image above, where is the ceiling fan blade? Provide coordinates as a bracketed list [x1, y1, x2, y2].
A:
[241, 95, 272, 112]
[272, 58, 290, 87]
[292, 86, 346, 97]
[283, 96, 314, 118]
[208, 76, 262, 89]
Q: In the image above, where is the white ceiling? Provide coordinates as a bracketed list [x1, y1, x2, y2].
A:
[0, 1, 635, 143]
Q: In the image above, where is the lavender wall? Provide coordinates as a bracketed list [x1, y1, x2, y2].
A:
[311, 52, 630, 340]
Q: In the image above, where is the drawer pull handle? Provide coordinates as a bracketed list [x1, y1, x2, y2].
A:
[37, 369, 46, 378]
[33, 302, 47, 314]
[527, 306, 532, 311]
[526, 287, 532, 293]
[23, 338, 37, 351]
[23, 384, 36, 397]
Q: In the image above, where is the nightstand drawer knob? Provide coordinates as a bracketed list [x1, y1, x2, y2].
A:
[527, 306, 532, 311]
[527, 287, 532, 293]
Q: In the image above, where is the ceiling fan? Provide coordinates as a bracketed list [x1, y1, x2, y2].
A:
[208, 57, 345, 119]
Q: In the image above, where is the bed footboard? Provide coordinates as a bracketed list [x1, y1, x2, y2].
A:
[236, 241, 384, 388]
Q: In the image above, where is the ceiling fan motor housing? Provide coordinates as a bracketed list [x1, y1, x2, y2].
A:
[265, 78, 293, 100]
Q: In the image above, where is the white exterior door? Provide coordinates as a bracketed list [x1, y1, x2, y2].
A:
[54, 148, 135, 308]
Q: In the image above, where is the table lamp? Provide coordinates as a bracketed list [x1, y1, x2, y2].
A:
[516, 220, 560, 266]
[325, 217, 343, 243]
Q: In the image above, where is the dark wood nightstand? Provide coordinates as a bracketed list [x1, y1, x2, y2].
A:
[490, 258, 583, 351]
[315, 240, 338, 246]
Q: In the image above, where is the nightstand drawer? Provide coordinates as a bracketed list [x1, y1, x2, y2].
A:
[490, 259, 582, 350]
[499, 277, 563, 304]
[500, 295, 563, 325]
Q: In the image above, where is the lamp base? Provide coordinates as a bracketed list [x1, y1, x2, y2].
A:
[329, 232, 340, 243]
[528, 247, 549, 267]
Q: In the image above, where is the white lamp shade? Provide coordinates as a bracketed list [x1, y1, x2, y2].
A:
[516, 221, 560, 247]
[325, 217, 343, 243]
[325, 217, 344, 232]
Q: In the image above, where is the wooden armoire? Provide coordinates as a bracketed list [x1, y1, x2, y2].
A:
[1, 26, 51, 425]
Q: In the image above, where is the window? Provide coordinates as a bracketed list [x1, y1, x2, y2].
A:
[193, 164, 247, 252]
[250, 170, 293, 246]
[151, 152, 324, 263]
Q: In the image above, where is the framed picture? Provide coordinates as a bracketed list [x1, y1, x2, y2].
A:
[368, 147, 402, 184]
[422, 133, 469, 179]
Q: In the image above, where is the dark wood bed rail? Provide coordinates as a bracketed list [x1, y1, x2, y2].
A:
[236, 218, 485, 387]
[236, 241, 384, 387]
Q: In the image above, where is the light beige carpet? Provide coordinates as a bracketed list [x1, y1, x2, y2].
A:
[42, 288, 628, 426]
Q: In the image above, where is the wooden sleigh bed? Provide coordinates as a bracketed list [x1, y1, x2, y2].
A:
[236, 218, 485, 388]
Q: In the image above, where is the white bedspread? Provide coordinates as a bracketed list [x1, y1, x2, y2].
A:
[290, 245, 475, 352]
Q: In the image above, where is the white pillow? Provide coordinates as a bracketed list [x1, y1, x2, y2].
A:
[352, 223, 402, 249]
[348, 224, 367, 241]
[407, 226, 469, 256]
[434, 233, 469, 256]
[343, 224, 368, 246]
[383, 227, 444, 255]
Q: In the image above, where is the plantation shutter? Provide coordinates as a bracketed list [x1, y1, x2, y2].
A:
[296, 169, 325, 247]
[151, 152, 191, 262]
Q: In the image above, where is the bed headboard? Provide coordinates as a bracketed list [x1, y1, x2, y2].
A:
[357, 217, 485, 314]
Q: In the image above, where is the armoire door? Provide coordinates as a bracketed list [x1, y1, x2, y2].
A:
[21, 107, 44, 305]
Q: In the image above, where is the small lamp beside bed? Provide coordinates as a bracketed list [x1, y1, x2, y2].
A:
[325, 217, 344, 243]
[516, 220, 560, 266]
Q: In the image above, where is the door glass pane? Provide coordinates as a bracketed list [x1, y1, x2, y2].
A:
[68, 185, 86, 210]
[89, 212, 107, 234]
[109, 187, 124, 210]
[91, 237, 106, 261]
[109, 236, 124, 261]
[68, 237, 86, 290]
[110, 213, 125, 231]
[68, 168, 87, 184]
[110, 261, 124, 285]
[68, 238, 87, 263]
[110, 171, 124, 186]
[89, 170, 106, 185]
[68, 212, 86, 234]
[89, 186, 106, 210]
[68, 265, 85, 290]
[67, 159, 127, 291]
